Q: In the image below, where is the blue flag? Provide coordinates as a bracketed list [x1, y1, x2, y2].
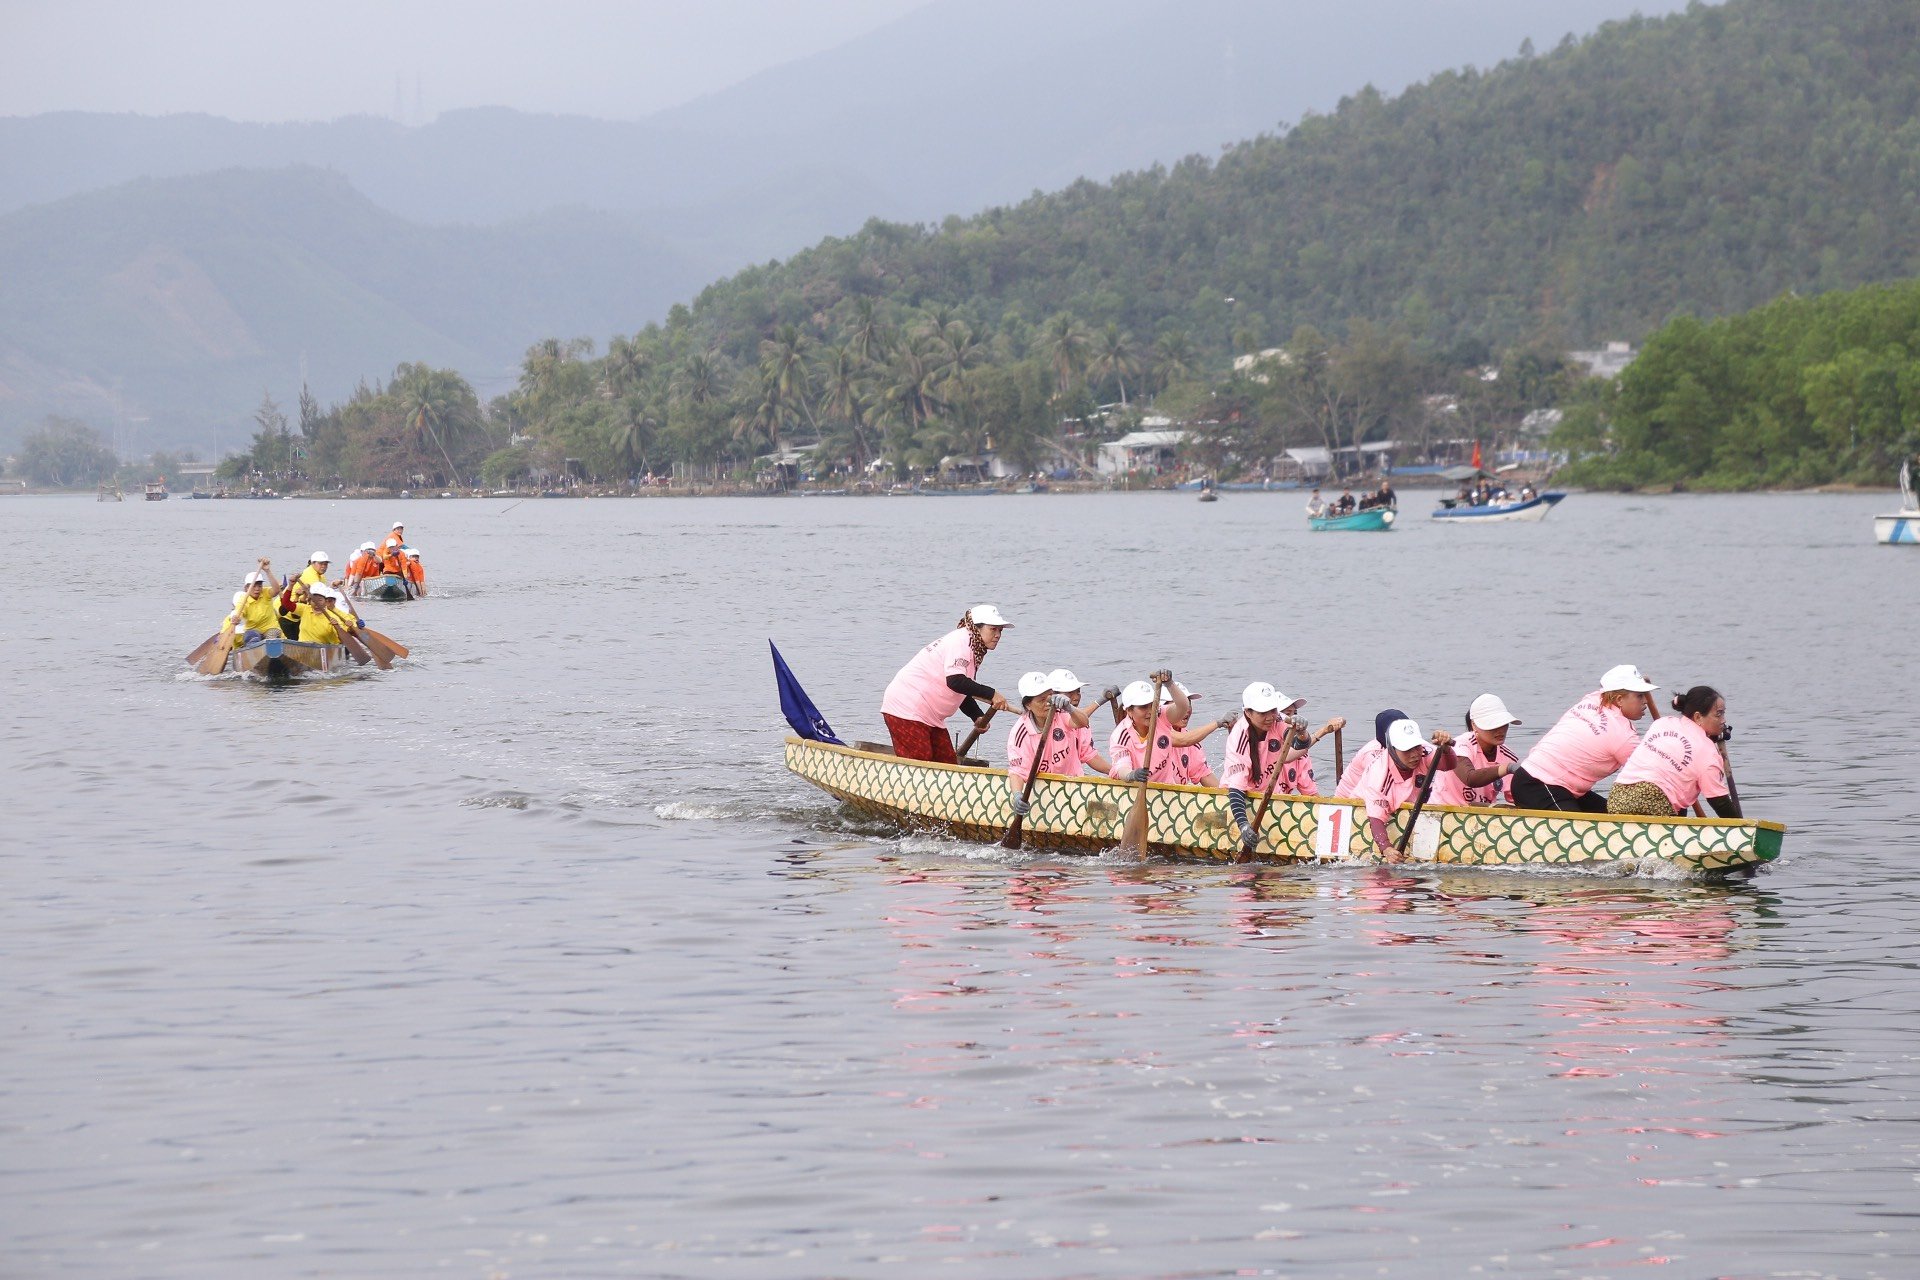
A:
[771, 640, 844, 745]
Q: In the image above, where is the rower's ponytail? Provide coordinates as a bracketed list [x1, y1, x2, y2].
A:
[1673, 686, 1720, 718]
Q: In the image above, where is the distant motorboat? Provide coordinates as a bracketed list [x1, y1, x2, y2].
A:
[1309, 507, 1395, 531]
[1433, 492, 1568, 523]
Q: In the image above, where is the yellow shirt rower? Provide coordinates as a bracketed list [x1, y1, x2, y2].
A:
[222, 560, 283, 641]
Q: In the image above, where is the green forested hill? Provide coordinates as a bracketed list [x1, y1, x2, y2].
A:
[681, 0, 1920, 364]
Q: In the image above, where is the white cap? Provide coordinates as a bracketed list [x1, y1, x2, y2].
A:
[243, 571, 265, 585]
[1017, 671, 1051, 700]
[1119, 680, 1157, 709]
[1241, 681, 1287, 712]
[1045, 668, 1084, 693]
[391, 521, 405, 529]
[969, 604, 1011, 627]
[1386, 718, 1425, 751]
[309, 550, 330, 562]
[1159, 680, 1199, 705]
[309, 583, 336, 599]
[1468, 694, 1521, 730]
[406, 548, 420, 558]
[360, 542, 377, 551]
[1600, 664, 1658, 693]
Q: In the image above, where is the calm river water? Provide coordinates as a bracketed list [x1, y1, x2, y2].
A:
[4, 490, 1917, 1279]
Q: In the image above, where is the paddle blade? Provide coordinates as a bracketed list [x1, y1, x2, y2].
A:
[198, 633, 234, 675]
[998, 816, 1025, 850]
[363, 638, 392, 670]
[1119, 795, 1148, 854]
[360, 627, 408, 658]
[184, 632, 221, 665]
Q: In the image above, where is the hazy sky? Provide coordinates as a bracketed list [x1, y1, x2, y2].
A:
[0, 0, 930, 122]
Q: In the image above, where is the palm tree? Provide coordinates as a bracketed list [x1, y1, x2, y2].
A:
[760, 323, 815, 434]
[1152, 330, 1199, 391]
[847, 297, 890, 367]
[602, 334, 648, 399]
[816, 343, 873, 472]
[609, 395, 659, 478]
[672, 351, 724, 410]
[1089, 324, 1140, 407]
[1040, 312, 1090, 399]
[391, 362, 479, 484]
[932, 320, 988, 415]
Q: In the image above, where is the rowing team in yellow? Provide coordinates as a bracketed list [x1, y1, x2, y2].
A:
[881, 605, 1741, 862]
[217, 554, 381, 665]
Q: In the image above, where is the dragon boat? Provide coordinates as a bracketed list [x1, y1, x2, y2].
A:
[1309, 507, 1395, 531]
[784, 737, 1783, 878]
[362, 573, 412, 601]
[230, 636, 348, 679]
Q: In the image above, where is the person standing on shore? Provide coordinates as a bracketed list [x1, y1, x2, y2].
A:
[881, 606, 1013, 762]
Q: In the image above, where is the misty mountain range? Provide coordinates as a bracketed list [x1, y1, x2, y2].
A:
[2, 0, 1692, 452]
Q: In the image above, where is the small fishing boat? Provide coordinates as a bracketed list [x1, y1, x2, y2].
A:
[362, 573, 412, 602]
[143, 479, 168, 501]
[784, 738, 1783, 878]
[1874, 459, 1918, 545]
[1433, 491, 1567, 523]
[1309, 507, 1395, 531]
[230, 636, 348, 679]
[1198, 490, 1218, 503]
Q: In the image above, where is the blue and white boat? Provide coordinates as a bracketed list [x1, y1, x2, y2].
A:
[1875, 460, 1918, 545]
[1432, 491, 1567, 524]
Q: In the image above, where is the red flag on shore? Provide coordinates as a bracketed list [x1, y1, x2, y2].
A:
[1471, 440, 1483, 470]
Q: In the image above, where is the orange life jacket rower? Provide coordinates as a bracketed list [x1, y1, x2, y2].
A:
[380, 521, 406, 556]
[402, 548, 426, 595]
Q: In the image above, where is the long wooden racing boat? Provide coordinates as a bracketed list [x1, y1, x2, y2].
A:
[784, 737, 1784, 877]
[230, 636, 348, 679]
[363, 573, 412, 601]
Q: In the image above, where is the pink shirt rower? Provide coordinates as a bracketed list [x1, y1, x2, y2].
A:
[1108, 714, 1186, 784]
[1337, 739, 1383, 795]
[1616, 714, 1728, 814]
[1520, 692, 1643, 795]
[1007, 706, 1096, 787]
[1220, 716, 1296, 794]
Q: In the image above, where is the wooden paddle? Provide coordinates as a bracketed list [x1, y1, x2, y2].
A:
[1118, 676, 1166, 856]
[185, 631, 222, 665]
[1394, 740, 1447, 857]
[320, 604, 385, 668]
[1333, 726, 1345, 780]
[999, 701, 1056, 850]
[955, 708, 997, 760]
[197, 628, 236, 675]
[357, 626, 409, 658]
[1718, 732, 1742, 816]
[1238, 715, 1308, 862]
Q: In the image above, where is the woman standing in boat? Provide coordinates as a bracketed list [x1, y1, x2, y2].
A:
[1006, 673, 1111, 800]
[881, 605, 1013, 762]
[1511, 665, 1656, 812]
[1609, 686, 1739, 819]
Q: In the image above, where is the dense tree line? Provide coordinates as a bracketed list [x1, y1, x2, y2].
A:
[479, 0, 1920, 484]
[1557, 278, 1920, 489]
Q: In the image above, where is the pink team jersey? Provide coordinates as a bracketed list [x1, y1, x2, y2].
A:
[1161, 729, 1215, 786]
[1520, 692, 1642, 794]
[881, 628, 978, 726]
[1006, 708, 1093, 786]
[1449, 735, 1519, 807]
[1340, 747, 1428, 825]
[1219, 717, 1294, 793]
[1616, 715, 1729, 812]
[1108, 714, 1184, 783]
[1336, 739, 1384, 796]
